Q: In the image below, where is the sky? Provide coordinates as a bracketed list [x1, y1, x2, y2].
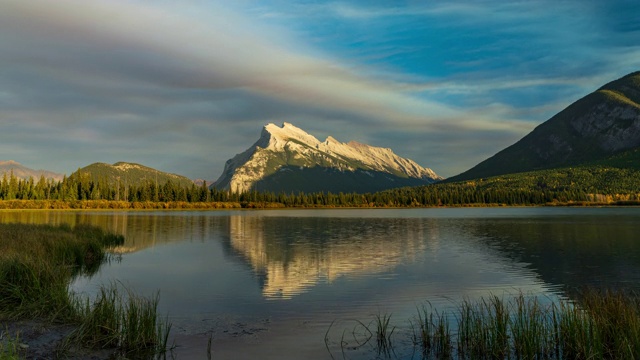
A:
[1, 0, 639, 180]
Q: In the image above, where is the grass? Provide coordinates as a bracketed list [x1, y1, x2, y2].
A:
[0, 223, 123, 319]
[68, 284, 171, 357]
[332, 291, 640, 359]
[412, 303, 452, 359]
[0, 223, 171, 358]
[0, 331, 20, 360]
[374, 313, 395, 357]
[456, 296, 510, 359]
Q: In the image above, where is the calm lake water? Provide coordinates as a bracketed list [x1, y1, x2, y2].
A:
[2, 207, 640, 359]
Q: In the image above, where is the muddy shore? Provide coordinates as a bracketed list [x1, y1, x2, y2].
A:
[1, 320, 115, 360]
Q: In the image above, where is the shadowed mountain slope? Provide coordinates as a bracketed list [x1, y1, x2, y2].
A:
[448, 71, 640, 182]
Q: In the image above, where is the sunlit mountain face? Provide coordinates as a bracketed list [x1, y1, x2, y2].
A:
[214, 122, 441, 194]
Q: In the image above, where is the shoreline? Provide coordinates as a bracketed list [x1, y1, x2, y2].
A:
[0, 199, 638, 211]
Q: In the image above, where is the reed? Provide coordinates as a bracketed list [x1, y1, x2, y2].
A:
[0, 223, 170, 357]
[71, 284, 171, 357]
[373, 313, 395, 356]
[456, 297, 509, 359]
[0, 223, 123, 319]
[555, 289, 640, 359]
[433, 309, 452, 358]
[339, 291, 640, 359]
[555, 300, 599, 358]
[412, 303, 453, 358]
[509, 294, 554, 359]
[412, 304, 434, 354]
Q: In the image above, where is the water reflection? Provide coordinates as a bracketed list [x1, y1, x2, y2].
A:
[463, 214, 640, 294]
[3, 209, 640, 304]
[227, 216, 439, 299]
[0, 211, 215, 253]
[4, 209, 640, 359]
[4, 209, 639, 302]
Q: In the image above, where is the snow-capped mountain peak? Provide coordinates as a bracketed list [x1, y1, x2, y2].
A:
[264, 122, 320, 145]
[214, 123, 442, 193]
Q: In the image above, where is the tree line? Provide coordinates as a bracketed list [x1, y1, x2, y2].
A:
[0, 171, 217, 203]
[1, 166, 638, 208]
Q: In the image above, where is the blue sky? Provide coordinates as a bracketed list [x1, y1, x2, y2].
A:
[1, 0, 639, 180]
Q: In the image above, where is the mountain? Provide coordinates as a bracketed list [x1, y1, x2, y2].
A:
[193, 179, 212, 187]
[448, 71, 640, 182]
[213, 122, 441, 193]
[0, 160, 64, 182]
[71, 162, 194, 187]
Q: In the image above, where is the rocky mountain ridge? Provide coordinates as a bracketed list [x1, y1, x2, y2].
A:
[0, 160, 64, 182]
[448, 71, 640, 182]
[214, 122, 441, 193]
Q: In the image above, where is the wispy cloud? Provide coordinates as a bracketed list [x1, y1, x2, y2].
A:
[0, 0, 638, 178]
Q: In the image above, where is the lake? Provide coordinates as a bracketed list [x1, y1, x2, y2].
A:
[2, 207, 639, 359]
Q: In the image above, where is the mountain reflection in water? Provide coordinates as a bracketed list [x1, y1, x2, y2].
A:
[227, 216, 437, 299]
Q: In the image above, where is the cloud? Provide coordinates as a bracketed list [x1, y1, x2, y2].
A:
[0, 0, 638, 179]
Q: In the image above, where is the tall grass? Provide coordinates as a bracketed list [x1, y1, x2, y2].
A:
[70, 284, 171, 357]
[456, 295, 510, 359]
[412, 303, 452, 359]
[557, 289, 640, 359]
[335, 291, 640, 359]
[0, 223, 170, 357]
[0, 223, 123, 319]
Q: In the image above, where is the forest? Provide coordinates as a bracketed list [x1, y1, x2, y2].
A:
[0, 164, 638, 209]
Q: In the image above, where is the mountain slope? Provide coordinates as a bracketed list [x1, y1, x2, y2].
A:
[214, 123, 441, 193]
[71, 162, 194, 187]
[448, 71, 640, 182]
[0, 160, 64, 181]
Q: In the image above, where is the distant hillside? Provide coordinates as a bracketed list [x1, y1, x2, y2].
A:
[448, 71, 640, 182]
[214, 122, 441, 193]
[70, 162, 194, 188]
[193, 179, 214, 187]
[0, 160, 64, 181]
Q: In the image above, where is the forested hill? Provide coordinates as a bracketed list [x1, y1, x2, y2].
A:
[70, 162, 194, 188]
[448, 71, 640, 182]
